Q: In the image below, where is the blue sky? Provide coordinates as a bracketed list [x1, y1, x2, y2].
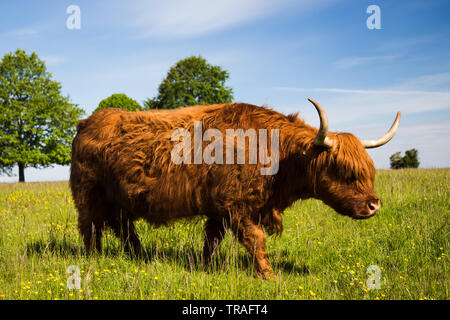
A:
[1, 0, 449, 182]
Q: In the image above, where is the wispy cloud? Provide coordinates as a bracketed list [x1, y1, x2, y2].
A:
[277, 87, 450, 96]
[3, 27, 39, 37]
[394, 72, 450, 90]
[42, 55, 66, 66]
[333, 54, 400, 69]
[125, 0, 323, 38]
[273, 70, 449, 167]
[276, 71, 450, 118]
[275, 82, 450, 168]
[378, 35, 438, 51]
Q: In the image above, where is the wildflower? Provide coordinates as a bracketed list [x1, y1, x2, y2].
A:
[309, 290, 316, 297]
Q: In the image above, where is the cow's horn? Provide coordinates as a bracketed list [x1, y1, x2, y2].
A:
[308, 98, 334, 148]
[361, 112, 401, 148]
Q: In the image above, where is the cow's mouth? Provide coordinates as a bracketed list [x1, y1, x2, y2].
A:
[350, 199, 380, 219]
[351, 211, 376, 220]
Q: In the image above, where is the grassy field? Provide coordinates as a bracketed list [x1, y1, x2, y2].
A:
[0, 169, 448, 300]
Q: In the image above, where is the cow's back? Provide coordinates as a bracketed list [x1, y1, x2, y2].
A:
[70, 103, 289, 223]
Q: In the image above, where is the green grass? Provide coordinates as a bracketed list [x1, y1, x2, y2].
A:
[0, 168, 448, 300]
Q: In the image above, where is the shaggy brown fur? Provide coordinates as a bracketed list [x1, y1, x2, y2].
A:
[70, 103, 378, 279]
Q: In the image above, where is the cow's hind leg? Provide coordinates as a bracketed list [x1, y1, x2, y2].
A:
[108, 211, 142, 256]
[76, 185, 122, 254]
[77, 199, 108, 254]
[202, 217, 228, 267]
[230, 216, 274, 279]
[71, 163, 112, 254]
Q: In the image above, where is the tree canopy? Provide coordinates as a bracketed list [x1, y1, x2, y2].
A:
[144, 56, 233, 109]
[94, 93, 142, 113]
[390, 149, 420, 169]
[0, 49, 84, 182]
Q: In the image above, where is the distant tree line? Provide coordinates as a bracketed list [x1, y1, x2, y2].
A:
[390, 149, 420, 169]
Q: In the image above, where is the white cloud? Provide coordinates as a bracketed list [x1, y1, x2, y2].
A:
[3, 27, 38, 37]
[378, 35, 438, 52]
[277, 87, 450, 96]
[394, 72, 450, 90]
[276, 75, 450, 119]
[125, 0, 320, 38]
[42, 55, 66, 66]
[274, 73, 450, 168]
[333, 55, 399, 69]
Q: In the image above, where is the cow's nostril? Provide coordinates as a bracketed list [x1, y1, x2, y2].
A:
[368, 199, 380, 214]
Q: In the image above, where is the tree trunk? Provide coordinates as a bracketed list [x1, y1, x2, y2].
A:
[18, 163, 25, 183]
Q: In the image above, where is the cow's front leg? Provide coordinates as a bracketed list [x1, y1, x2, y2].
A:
[230, 216, 274, 279]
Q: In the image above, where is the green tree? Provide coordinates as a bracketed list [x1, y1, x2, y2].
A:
[0, 49, 84, 182]
[390, 149, 420, 169]
[144, 56, 233, 109]
[389, 152, 404, 169]
[403, 149, 420, 168]
[94, 93, 142, 113]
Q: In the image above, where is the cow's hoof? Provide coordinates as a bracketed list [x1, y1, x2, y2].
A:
[257, 270, 277, 280]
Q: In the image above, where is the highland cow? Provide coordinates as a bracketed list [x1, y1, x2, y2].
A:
[70, 98, 400, 279]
